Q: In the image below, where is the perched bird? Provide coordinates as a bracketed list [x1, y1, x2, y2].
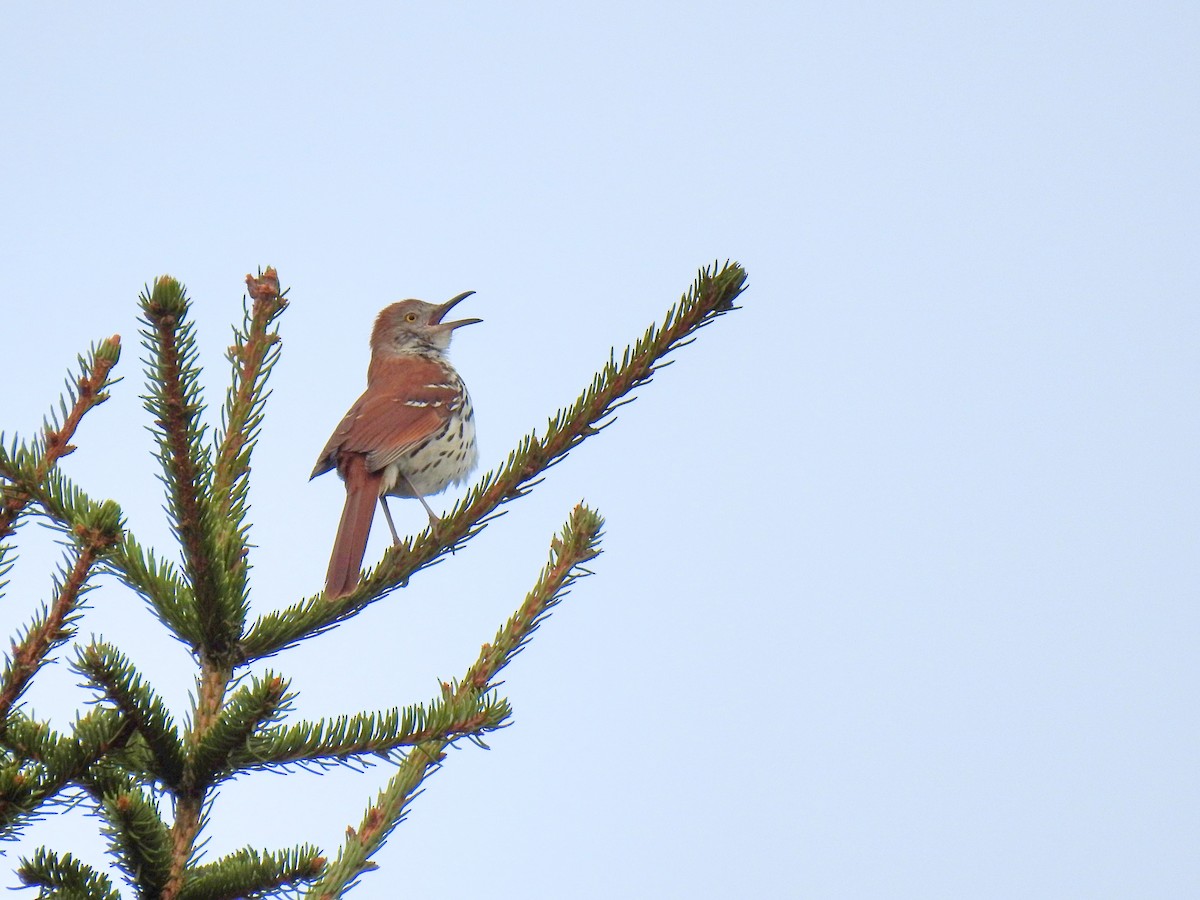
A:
[312, 292, 480, 597]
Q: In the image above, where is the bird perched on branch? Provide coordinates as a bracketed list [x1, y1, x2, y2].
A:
[312, 292, 480, 597]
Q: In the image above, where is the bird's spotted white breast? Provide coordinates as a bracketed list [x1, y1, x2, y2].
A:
[380, 379, 477, 498]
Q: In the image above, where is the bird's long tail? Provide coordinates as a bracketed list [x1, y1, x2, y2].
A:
[325, 455, 382, 598]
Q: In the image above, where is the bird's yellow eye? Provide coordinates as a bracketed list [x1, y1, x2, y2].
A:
[405, 312, 418, 322]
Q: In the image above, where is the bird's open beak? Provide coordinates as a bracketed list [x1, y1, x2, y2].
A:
[433, 290, 482, 330]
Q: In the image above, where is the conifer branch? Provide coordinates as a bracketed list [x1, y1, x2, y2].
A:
[107, 533, 200, 649]
[463, 503, 604, 691]
[73, 643, 185, 788]
[83, 741, 152, 803]
[0, 335, 121, 545]
[190, 672, 289, 785]
[140, 276, 233, 653]
[100, 787, 173, 897]
[212, 269, 287, 518]
[0, 451, 123, 547]
[0, 521, 120, 722]
[234, 686, 510, 772]
[17, 849, 121, 900]
[0, 505, 126, 834]
[242, 261, 744, 662]
[178, 844, 326, 900]
[201, 269, 290, 640]
[0, 334, 120, 614]
[0, 751, 39, 831]
[167, 659, 235, 899]
[0, 709, 134, 836]
[3, 709, 115, 772]
[0, 441, 199, 649]
[310, 503, 603, 899]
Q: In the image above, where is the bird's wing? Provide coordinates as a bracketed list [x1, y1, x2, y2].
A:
[311, 357, 461, 478]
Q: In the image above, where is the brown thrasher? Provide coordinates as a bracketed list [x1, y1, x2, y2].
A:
[311, 292, 480, 597]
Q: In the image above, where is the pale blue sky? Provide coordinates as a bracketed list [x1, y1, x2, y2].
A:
[1, 3, 1196, 898]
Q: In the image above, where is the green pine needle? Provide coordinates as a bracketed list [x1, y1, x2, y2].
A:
[99, 787, 173, 896]
[72, 643, 185, 788]
[178, 843, 325, 900]
[191, 672, 291, 785]
[17, 849, 121, 900]
[236, 686, 510, 772]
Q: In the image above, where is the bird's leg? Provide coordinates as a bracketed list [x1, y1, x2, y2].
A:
[379, 496, 403, 545]
[398, 473, 441, 527]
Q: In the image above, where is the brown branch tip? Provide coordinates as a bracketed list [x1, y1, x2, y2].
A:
[246, 268, 280, 302]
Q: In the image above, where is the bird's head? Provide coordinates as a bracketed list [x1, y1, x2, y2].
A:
[371, 291, 480, 355]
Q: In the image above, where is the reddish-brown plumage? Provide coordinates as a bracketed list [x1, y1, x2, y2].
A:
[313, 294, 480, 598]
[311, 357, 459, 478]
[324, 455, 383, 598]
